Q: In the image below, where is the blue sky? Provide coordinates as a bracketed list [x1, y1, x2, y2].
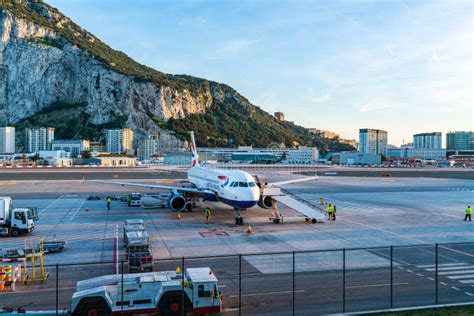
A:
[47, 0, 472, 146]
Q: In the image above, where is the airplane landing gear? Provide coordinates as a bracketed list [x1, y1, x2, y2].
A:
[234, 209, 244, 225]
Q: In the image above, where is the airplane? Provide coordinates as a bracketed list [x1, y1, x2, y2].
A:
[91, 132, 326, 225]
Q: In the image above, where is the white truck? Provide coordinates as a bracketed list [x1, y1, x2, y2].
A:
[0, 197, 38, 237]
[71, 267, 222, 316]
[128, 192, 142, 207]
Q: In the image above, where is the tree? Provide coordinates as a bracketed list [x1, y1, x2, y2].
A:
[81, 150, 92, 159]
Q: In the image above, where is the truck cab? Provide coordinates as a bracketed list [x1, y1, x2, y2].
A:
[128, 193, 142, 207]
[0, 196, 37, 237]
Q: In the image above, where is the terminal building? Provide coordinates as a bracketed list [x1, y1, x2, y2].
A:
[331, 152, 381, 165]
[51, 139, 90, 157]
[386, 147, 446, 161]
[165, 146, 319, 165]
[0, 126, 15, 154]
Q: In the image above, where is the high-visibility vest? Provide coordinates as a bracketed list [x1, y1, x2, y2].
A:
[327, 206, 333, 213]
[467, 207, 472, 215]
[107, 197, 111, 203]
[205, 209, 211, 216]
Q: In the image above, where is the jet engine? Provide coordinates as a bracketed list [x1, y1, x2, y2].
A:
[168, 194, 187, 212]
[258, 195, 273, 209]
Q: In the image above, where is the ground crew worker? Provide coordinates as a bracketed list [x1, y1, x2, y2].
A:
[332, 205, 336, 221]
[204, 207, 211, 224]
[106, 196, 111, 210]
[320, 197, 324, 205]
[127, 195, 131, 207]
[465, 205, 472, 221]
[326, 203, 333, 220]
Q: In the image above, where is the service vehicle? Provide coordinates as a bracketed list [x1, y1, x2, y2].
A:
[71, 267, 222, 316]
[125, 230, 153, 272]
[0, 197, 38, 237]
[128, 192, 142, 207]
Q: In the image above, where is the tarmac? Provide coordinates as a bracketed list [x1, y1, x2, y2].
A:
[0, 169, 473, 314]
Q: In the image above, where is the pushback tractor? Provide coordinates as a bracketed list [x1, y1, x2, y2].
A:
[71, 267, 222, 316]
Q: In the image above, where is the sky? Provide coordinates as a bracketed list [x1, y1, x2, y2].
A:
[47, 0, 473, 146]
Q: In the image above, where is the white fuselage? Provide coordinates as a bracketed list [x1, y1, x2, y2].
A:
[188, 166, 260, 209]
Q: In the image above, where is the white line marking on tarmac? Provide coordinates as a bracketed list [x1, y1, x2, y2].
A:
[397, 267, 404, 270]
[427, 277, 434, 281]
[418, 263, 467, 268]
[406, 269, 413, 273]
[451, 287, 460, 291]
[447, 274, 474, 280]
[416, 273, 424, 277]
[70, 199, 86, 220]
[229, 290, 305, 298]
[465, 292, 474, 296]
[425, 266, 470, 271]
[459, 280, 474, 284]
[39, 195, 63, 214]
[439, 270, 474, 275]
[346, 282, 408, 289]
[440, 282, 447, 285]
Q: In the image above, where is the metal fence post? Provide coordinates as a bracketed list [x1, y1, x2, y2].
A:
[435, 243, 438, 305]
[55, 263, 58, 315]
[293, 251, 295, 316]
[121, 260, 124, 314]
[182, 257, 185, 316]
[390, 246, 393, 309]
[343, 248, 346, 313]
[239, 254, 242, 316]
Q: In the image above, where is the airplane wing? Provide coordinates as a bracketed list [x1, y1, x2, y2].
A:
[88, 180, 214, 196]
[268, 175, 318, 187]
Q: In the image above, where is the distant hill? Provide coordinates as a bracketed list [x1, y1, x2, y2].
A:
[0, 0, 354, 153]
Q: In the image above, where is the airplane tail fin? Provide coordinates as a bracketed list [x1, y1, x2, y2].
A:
[190, 131, 199, 166]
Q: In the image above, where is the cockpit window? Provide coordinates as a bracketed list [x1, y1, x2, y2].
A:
[230, 182, 238, 187]
[248, 182, 256, 187]
[238, 182, 248, 187]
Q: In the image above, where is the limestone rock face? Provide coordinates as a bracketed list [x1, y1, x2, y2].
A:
[0, 7, 215, 147]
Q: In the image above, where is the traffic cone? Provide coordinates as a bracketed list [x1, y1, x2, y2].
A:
[177, 214, 181, 220]
[176, 267, 182, 273]
[246, 225, 253, 234]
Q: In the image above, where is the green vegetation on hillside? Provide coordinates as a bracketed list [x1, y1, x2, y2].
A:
[168, 88, 354, 152]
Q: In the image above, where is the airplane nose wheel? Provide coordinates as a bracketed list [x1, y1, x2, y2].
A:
[235, 217, 244, 225]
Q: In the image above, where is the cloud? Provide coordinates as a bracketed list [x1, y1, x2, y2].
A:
[309, 94, 332, 103]
[214, 39, 260, 57]
[357, 102, 400, 112]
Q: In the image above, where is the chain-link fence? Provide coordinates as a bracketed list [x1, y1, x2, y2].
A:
[1, 242, 473, 315]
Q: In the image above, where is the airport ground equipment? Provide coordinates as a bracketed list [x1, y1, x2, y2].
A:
[128, 192, 142, 207]
[71, 267, 222, 316]
[123, 219, 145, 246]
[124, 230, 153, 273]
[22, 238, 49, 283]
[0, 262, 21, 291]
[0, 197, 38, 237]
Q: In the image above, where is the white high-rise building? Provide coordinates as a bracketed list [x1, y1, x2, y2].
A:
[138, 135, 160, 160]
[105, 128, 134, 154]
[51, 139, 90, 157]
[359, 128, 388, 155]
[413, 132, 442, 149]
[0, 126, 15, 153]
[25, 127, 55, 153]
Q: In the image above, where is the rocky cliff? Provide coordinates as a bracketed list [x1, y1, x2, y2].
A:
[0, 0, 354, 152]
